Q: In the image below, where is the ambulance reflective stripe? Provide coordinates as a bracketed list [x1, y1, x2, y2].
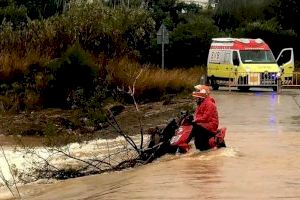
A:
[216, 80, 230, 85]
[210, 46, 233, 49]
[210, 38, 271, 51]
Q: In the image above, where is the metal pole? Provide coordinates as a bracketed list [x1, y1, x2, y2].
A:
[277, 76, 282, 94]
[162, 28, 165, 70]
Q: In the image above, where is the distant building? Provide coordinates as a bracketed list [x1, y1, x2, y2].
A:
[182, 0, 219, 9]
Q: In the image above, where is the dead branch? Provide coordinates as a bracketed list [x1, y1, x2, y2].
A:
[106, 113, 139, 153]
[128, 68, 144, 112]
[128, 68, 145, 150]
[53, 149, 108, 172]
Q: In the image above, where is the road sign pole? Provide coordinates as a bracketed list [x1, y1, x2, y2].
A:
[157, 23, 168, 70]
[162, 42, 165, 70]
[162, 28, 165, 70]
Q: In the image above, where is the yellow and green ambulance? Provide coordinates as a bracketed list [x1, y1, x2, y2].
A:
[207, 38, 294, 91]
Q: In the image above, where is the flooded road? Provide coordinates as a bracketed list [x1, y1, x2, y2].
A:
[1, 89, 300, 199]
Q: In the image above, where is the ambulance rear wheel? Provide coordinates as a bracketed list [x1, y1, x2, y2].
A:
[212, 84, 219, 90]
[238, 86, 249, 91]
[210, 77, 219, 90]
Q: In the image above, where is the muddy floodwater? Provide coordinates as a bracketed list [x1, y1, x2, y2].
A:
[1, 88, 300, 200]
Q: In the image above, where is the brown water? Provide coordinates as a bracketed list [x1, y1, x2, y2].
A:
[0, 135, 43, 146]
[1, 89, 300, 200]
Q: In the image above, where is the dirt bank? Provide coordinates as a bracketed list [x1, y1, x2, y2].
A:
[0, 97, 194, 146]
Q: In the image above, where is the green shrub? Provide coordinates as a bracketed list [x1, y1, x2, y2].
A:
[16, 0, 66, 20]
[168, 15, 220, 67]
[0, 3, 155, 60]
[43, 45, 97, 108]
[213, 0, 267, 31]
[0, 5, 28, 27]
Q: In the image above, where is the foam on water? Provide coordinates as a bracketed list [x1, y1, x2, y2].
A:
[147, 145, 238, 165]
[180, 147, 239, 161]
[0, 135, 149, 187]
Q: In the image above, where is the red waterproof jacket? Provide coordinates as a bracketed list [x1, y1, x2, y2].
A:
[193, 96, 219, 133]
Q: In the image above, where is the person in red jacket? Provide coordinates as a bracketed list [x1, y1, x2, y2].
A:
[191, 85, 219, 151]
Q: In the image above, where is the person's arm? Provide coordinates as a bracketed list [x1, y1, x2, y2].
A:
[193, 102, 217, 132]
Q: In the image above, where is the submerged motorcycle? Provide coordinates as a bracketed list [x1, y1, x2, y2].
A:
[140, 111, 226, 163]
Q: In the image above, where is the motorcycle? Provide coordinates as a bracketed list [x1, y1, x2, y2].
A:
[140, 111, 226, 163]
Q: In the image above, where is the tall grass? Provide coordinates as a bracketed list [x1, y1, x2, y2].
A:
[107, 58, 205, 100]
[0, 51, 50, 83]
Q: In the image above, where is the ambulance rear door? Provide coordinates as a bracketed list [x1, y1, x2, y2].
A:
[276, 48, 294, 77]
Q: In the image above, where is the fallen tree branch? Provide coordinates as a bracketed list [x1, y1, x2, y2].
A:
[53, 149, 108, 172]
[106, 113, 139, 153]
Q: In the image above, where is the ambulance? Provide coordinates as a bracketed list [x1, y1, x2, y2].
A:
[207, 38, 294, 91]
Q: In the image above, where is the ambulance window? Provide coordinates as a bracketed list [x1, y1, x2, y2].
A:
[277, 50, 291, 66]
[216, 52, 220, 60]
[232, 51, 239, 66]
[224, 52, 231, 64]
[210, 52, 215, 62]
[210, 51, 219, 63]
[219, 51, 225, 64]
